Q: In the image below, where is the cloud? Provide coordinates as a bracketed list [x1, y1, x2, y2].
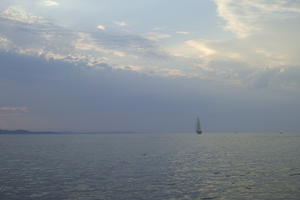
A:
[0, 8, 184, 79]
[176, 31, 190, 35]
[116, 65, 144, 72]
[0, 36, 12, 49]
[96, 25, 106, 31]
[1, 3, 299, 91]
[0, 52, 200, 131]
[73, 32, 128, 58]
[165, 0, 300, 87]
[2, 51, 299, 132]
[0, 2, 299, 132]
[43, 0, 60, 7]
[214, 0, 300, 38]
[0, 106, 28, 112]
[165, 36, 300, 90]
[0, 7, 46, 24]
[113, 21, 127, 26]
[185, 40, 216, 58]
[145, 32, 172, 41]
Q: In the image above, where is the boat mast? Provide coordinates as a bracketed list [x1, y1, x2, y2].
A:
[196, 117, 202, 134]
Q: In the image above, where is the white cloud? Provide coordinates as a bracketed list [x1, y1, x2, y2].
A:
[166, 40, 219, 61]
[176, 31, 190, 35]
[185, 40, 216, 58]
[0, 8, 192, 80]
[0, 7, 46, 24]
[145, 32, 171, 41]
[112, 50, 125, 57]
[96, 25, 106, 30]
[116, 65, 144, 72]
[74, 32, 127, 58]
[159, 68, 189, 77]
[108, 1, 300, 85]
[163, 0, 300, 76]
[113, 21, 127, 27]
[214, 0, 300, 38]
[0, 36, 8, 43]
[1, 2, 299, 89]
[43, 0, 60, 7]
[0, 36, 12, 49]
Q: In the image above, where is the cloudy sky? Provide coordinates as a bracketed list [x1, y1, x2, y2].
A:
[0, 0, 299, 133]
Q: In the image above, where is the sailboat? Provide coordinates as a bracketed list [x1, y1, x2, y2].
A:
[196, 117, 202, 134]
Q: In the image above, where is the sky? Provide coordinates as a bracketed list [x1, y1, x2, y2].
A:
[0, 0, 300, 133]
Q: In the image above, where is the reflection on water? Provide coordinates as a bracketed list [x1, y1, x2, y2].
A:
[0, 133, 299, 200]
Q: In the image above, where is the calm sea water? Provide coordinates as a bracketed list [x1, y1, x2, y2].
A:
[0, 133, 299, 200]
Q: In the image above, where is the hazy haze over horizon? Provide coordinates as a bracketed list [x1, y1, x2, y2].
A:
[0, 0, 300, 133]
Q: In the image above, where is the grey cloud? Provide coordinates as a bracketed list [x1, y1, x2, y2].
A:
[89, 31, 171, 61]
[0, 8, 172, 75]
[1, 52, 300, 132]
[2, 10, 299, 93]
[251, 68, 279, 89]
[243, 66, 300, 90]
[0, 106, 28, 112]
[0, 16, 76, 51]
[0, 6, 157, 55]
[91, 31, 154, 50]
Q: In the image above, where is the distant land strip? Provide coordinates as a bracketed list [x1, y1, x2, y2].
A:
[0, 129, 137, 134]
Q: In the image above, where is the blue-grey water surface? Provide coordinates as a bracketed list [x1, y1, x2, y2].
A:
[0, 133, 299, 200]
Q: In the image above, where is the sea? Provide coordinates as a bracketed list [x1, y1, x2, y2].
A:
[0, 133, 299, 200]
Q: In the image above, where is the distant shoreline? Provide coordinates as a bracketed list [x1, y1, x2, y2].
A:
[0, 129, 137, 135]
[1, 130, 298, 135]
